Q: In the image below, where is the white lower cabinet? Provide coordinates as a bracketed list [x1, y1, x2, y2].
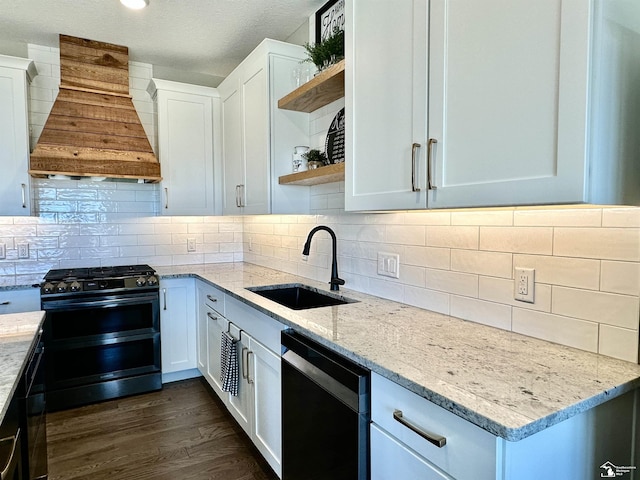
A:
[371, 372, 637, 480]
[195, 283, 283, 477]
[160, 278, 197, 382]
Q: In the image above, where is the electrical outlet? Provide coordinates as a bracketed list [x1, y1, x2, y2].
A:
[17, 243, 29, 259]
[514, 267, 535, 303]
[187, 238, 196, 252]
[0, 243, 5, 259]
[378, 252, 400, 279]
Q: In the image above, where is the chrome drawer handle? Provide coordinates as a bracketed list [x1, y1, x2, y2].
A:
[206, 312, 217, 321]
[164, 187, 168, 209]
[163, 288, 167, 310]
[241, 347, 248, 380]
[247, 350, 254, 385]
[206, 294, 217, 302]
[393, 409, 446, 448]
[21, 183, 26, 208]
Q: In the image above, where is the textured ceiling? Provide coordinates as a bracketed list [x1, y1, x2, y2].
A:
[0, 0, 324, 83]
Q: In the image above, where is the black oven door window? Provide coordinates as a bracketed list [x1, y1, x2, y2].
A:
[44, 294, 159, 342]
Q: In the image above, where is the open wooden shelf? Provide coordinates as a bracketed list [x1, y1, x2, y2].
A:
[278, 59, 345, 113]
[278, 162, 345, 186]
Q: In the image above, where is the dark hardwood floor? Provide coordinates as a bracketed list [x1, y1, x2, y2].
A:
[46, 378, 279, 480]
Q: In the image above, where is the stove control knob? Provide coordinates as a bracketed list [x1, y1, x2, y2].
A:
[43, 283, 55, 294]
[136, 276, 147, 287]
[56, 282, 68, 293]
[147, 276, 158, 286]
[70, 281, 81, 292]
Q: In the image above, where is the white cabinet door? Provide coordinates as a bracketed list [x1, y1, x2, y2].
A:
[219, 40, 308, 216]
[250, 336, 281, 477]
[241, 55, 270, 215]
[160, 278, 196, 376]
[427, 0, 591, 208]
[220, 74, 245, 215]
[346, 0, 428, 211]
[0, 58, 35, 216]
[227, 327, 252, 435]
[371, 424, 450, 480]
[149, 79, 218, 216]
[205, 305, 228, 401]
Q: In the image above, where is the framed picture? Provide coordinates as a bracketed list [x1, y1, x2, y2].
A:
[315, 0, 345, 44]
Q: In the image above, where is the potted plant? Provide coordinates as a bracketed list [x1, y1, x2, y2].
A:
[303, 27, 344, 72]
[302, 149, 328, 169]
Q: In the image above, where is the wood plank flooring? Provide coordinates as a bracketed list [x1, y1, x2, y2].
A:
[46, 378, 279, 480]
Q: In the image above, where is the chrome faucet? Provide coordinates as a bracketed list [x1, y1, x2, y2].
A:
[302, 225, 345, 291]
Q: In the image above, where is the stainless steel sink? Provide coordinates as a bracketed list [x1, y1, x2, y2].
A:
[246, 284, 357, 310]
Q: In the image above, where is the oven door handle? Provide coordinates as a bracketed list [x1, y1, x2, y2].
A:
[43, 294, 159, 311]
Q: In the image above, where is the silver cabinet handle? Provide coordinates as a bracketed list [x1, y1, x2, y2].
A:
[206, 312, 217, 321]
[427, 138, 438, 190]
[0, 428, 20, 480]
[162, 288, 167, 310]
[411, 143, 421, 192]
[206, 294, 217, 303]
[241, 347, 249, 380]
[21, 183, 26, 208]
[164, 187, 169, 209]
[247, 350, 254, 384]
[393, 409, 446, 448]
[238, 184, 245, 207]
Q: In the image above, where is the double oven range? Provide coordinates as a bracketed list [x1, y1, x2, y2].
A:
[40, 265, 162, 411]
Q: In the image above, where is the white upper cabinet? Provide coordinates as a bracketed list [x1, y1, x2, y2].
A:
[346, 0, 640, 211]
[219, 39, 310, 215]
[0, 55, 36, 216]
[346, 0, 428, 211]
[148, 79, 219, 216]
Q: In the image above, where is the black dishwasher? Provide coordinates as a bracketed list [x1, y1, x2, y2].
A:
[281, 330, 370, 480]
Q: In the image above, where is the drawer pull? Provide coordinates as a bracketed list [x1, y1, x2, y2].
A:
[206, 294, 217, 302]
[206, 312, 217, 321]
[411, 143, 421, 192]
[0, 301, 9, 306]
[393, 409, 446, 448]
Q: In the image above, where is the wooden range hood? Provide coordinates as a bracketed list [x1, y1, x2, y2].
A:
[29, 35, 161, 182]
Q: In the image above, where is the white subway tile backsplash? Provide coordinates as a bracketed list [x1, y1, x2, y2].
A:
[404, 246, 450, 270]
[600, 261, 640, 296]
[512, 254, 601, 290]
[451, 210, 514, 226]
[602, 207, 640, 227]
[513, 208, 602, 227]
[450, 296, 512, 330]
[425, 268, 478, 297]
[512, 308, 599, 352]
[427, 226, 479, 249]
[554, 227, 640, 261]
[451, 249, 512, 278]
[552, 286, 639, 330]
[598, 325, 639, 362]
[480, 226, 553, 254]
[385, 225, 425, 246]
[403, 286, 450, 315]
[478, 276, 552, 312]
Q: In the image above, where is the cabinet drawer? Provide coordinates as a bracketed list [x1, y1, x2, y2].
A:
[225, 296, 283, 354]
[371, 424, 451, 480]
[199, 281, 225, 315]
[371, 372, 497, 480]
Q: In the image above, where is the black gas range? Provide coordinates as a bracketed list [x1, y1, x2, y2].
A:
[41, 264, 159, 298]
[40, 264, 162, 411]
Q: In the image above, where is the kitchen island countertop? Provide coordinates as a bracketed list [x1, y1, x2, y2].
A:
[156, 262, 640, 441]
[0, 311, 44, 424]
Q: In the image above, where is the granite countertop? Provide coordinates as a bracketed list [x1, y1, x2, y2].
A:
[156, 262, 640, 442]
[0, 311, 45, 424]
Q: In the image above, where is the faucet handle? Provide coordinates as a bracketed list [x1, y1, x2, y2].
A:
[329, 277, 345, 291]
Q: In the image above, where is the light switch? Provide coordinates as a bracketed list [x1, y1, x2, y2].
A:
[187, 238, 196, 252]
[378, 252, 400, 279]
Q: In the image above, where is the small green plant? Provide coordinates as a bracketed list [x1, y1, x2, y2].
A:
[302, 149, 328, 167]
[303, 27, 344, 70]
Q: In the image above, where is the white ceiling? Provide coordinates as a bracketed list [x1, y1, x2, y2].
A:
[0, 0, 324, 85]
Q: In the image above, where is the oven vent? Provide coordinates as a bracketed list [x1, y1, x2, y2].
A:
[29, 34, 162, 182]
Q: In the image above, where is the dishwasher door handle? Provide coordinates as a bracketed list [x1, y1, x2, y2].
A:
[282, 349, 358, 411]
